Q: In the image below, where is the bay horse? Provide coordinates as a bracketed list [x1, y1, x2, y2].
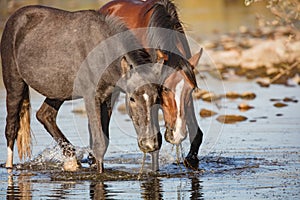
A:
[1, 5, 164, 173]
[99, 0, 204, 170]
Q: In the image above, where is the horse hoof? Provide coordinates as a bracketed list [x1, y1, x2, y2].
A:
[6, 167, 13, 174]
[184, 155, 199, 171]
[63, 157, 81, 171]
[87, 153, 96, 166]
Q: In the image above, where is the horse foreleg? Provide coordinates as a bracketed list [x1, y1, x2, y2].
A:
[184, 99, 203, 170]
[151, 150, 160, 172]
[85, 98, 109, 173]
[96, 101, 113, 173]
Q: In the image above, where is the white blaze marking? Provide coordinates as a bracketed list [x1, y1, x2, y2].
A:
[175, 80, 184, 116]
[143, 93, 149, 102]
[143, 93, 150, 132]
[174, 80, 185, 144]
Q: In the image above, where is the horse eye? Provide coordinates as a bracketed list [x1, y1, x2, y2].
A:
[163, 87, 171, 92]
[129, 97, 135, 102]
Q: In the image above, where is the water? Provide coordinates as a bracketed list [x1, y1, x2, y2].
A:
[1, 0, 299, 199]
[1, 74, 299, 199]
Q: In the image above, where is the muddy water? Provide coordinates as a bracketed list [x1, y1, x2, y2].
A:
[0, 0, 299, 199]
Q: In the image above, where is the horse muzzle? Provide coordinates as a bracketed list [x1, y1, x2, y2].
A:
[164, 126, 186, 145]
[138, 132, 162, 153]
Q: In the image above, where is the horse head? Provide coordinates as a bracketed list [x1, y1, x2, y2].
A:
[118, 54, 164, 153]
[160, 49, 202, 145]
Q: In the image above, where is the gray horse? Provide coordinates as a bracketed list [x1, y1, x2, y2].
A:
[1, 5, 163, 173]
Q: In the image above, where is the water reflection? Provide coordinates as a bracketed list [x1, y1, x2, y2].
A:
[141, 177, 163, 200]
[50, 182, 77, 199]
[7, 173, 32, 200]
[139, 175, 203, 200]
[6, 172, 81, 199]
[90, 182, 110, 199]
[189, 176, 203, 200]
[3, 166, 204, 199]
[174, 176, 203, 200]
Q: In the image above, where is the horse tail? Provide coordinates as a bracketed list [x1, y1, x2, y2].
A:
[17, 87, 32, 160]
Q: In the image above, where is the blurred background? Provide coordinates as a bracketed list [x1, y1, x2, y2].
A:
[0, 0, 273, 37]
[0, 0, 275, 88]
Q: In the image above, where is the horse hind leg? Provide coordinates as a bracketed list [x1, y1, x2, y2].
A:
[5, 82, 31, 171]
[36, 98, 79, 171]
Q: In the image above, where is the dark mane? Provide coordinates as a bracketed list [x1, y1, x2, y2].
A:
[103, 14, 152, 66]
[127, 49, 152, 66]
[147, 0, 183, 32]
[146, 0, 197, 87]
[166, 52, 198, 88]
[146, 0, 191, 58]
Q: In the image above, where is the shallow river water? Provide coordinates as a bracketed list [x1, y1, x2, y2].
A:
[0, 73, 299, 199]
[0, 0, 299, 199]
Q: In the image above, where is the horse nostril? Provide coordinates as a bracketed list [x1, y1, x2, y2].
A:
[166, 127, 174, 135]
[166, 124, 170, 130]
[139, 139, 150, 152]
[166, 125, 173, 133]
[153, 137, 157, 144]
[139, 137, 159, 153]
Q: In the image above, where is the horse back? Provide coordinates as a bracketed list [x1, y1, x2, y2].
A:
[1, 5, 110, 99]
[99, 0, 159, 29]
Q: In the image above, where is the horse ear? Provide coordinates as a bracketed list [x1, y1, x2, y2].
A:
[188, 48, 203, 69]
[121, 56, 131, 76]
[156, 49, 168, 62]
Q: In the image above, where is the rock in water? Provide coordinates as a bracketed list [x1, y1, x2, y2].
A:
[200, 109, 218, 118]
[216, 115, 248, 124]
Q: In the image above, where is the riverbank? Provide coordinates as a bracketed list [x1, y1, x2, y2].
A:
[200, 24, 300, 87]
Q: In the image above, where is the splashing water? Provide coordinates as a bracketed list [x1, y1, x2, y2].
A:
[20, 143, 91, 170]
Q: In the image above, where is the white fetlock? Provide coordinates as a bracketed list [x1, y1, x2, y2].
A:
[6, 147, 13, 174]
[63, 157, 80, 172]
